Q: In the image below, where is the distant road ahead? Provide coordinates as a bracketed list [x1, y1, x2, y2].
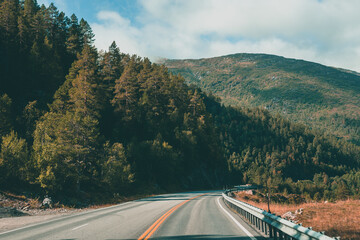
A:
[0, 191, 266, 239]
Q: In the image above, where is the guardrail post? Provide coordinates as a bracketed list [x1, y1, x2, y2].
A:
[274, 228, 278, 240]
[269, 224, 273, 238]
[264, 222, 268, 235]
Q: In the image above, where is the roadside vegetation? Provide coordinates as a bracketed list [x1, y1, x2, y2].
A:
[235, 191, 360, 240]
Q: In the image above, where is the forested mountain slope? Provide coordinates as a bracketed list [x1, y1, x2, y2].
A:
[0, 0, 359, 204]
[163, 54, 360, 145]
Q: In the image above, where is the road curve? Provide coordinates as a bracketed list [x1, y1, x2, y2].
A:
[0, 191, 266, 240]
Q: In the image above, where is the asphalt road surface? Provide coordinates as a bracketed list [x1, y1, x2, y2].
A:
[0, 191, 266, 240]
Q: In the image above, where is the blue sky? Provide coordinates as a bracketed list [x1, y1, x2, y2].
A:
[38, 0, 360, 72]
[39, 0, 142, 25]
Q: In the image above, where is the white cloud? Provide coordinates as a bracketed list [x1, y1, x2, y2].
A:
[92, 11, 142, 55]
[91, 0, 360, 72]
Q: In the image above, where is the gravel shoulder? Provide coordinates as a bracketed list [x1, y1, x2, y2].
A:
[0, 192, 87, 233]
[0, 191, 152, 233]
[0, 212, 72, 233]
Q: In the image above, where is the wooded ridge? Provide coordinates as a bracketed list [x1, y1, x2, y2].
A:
[163, 54, 360, 146]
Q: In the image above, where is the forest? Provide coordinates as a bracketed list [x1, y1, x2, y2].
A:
[0, 0, 359, 204]
[164, 53, 360, 146]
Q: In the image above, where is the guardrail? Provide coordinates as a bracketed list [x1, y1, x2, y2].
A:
[222, 192, 336, 240]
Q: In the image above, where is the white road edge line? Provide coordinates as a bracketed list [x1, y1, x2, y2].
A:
[217, 197, 257, 240]
[71, 223, 89, 231]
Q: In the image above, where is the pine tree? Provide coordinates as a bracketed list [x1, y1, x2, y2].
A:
[66, 14, 82, 56]
[33, 111, 100, 193]
[99, 41, 123, 99]
[102, 142, 134, 191]
[0, 94, 12, 138]
[112, 59, 140, 121]
[22, 100, 42, 143]
[23, 0, 37, 19]
[0, 0, 19, 42]
[79, 18, 94, 45]
[17, 14, 29, 51]
[31, 5, 45, 42]
[0, 131, 28, 185]
[98, 42, 123, 138]
[68, 43, 100, 118]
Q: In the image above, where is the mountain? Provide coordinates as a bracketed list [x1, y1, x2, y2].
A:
[163, 54, 360, 145]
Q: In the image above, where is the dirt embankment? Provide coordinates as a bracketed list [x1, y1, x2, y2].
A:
[0, 192, 85, 233]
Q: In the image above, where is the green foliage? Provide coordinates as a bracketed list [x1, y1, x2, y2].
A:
[0, 131, 28, 185]
[102, 142, 134, 191]
[164, 54, 360, 145]
[68, 44, 100, 118]
[0, 94, 13, 138]
[21, 100, 42, 143]
[33, 111, 100, 193]
[0, 0, 87, 131]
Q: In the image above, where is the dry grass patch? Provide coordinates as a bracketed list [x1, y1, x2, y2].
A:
[234, 192, 360, 240]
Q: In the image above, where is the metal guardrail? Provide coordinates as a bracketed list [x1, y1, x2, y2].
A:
[222, 192, 336, 240]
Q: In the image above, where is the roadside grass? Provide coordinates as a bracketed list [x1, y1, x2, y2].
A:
[234, 192, 360, 240]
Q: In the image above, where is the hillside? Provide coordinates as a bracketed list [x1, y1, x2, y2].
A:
[163, 54, 360, 145]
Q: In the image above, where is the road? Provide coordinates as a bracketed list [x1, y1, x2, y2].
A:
[0, 191, 266, 240]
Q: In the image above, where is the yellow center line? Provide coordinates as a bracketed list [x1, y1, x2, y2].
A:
[138, 194, 206, 240]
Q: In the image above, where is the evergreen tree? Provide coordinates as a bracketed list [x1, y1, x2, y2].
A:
[66, 14, 81, 56]
[102, 142, 134, 191]
[33, 111, 100, 194]
[79, 18, 94, 45]
[99, 41, 123, 99]
[112, 59, 140, 121]
[21, 100, 42, 143]
[23, 0, 37, 19]
[98, 41, 123, 138]
[0, 94, 12, 138]
[68, 44, 100, 118]
[0, 0, 19, 42]
[0, 131, 28, 186]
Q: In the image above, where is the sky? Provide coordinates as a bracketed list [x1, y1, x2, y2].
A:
[38, 0, 360, 72]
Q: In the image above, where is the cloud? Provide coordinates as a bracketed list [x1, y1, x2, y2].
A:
[91, 0, 360, 72]
[92, 11, 142, 55]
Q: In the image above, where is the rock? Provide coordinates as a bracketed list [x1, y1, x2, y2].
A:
[295, 208, 303, 215]
[282, 211, 297, 221]
[42, 197, 53, 209]
[22, 206, 30, 211]
[244, 190, 255, 195]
